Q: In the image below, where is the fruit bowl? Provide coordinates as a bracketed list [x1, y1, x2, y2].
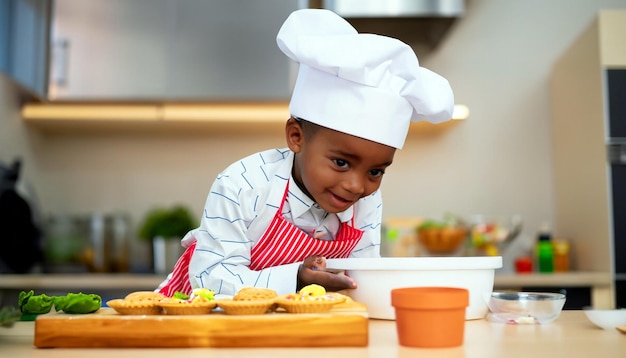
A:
[416, 215, 468, 255]
[467, 215, 523, 256]
[417, 226, 467, 254]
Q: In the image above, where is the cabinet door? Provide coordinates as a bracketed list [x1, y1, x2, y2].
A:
[0, 0, 50, 98]
[166, 0, 296, 100]
[49, 0, 170, 100]
[49, 0, 297, 101]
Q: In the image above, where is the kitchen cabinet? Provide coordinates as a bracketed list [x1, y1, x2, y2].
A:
[551, 10, 626, 308]
[0, 0, 51, 98]
[48, 0, 298, 101]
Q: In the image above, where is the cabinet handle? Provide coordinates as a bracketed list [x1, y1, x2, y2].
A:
[50, 38, 70, 87]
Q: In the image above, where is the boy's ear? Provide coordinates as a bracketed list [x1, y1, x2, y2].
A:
[285, 117, 304, 153]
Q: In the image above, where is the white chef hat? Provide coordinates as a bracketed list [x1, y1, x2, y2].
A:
[276, 9, 454, 149]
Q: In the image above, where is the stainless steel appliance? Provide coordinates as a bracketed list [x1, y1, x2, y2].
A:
[607, 69, 626, 307]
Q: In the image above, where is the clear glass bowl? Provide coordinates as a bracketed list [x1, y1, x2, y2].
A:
[486, 292, 566, 324]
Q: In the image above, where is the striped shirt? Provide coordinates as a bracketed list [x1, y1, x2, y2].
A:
[162, 148, 382, 296]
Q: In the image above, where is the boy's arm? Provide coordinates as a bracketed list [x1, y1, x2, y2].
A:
[187, 176, 299, 296]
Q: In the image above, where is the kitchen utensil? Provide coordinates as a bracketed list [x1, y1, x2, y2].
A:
[325, 256, 502, 320]
[487, 292, 566, 324]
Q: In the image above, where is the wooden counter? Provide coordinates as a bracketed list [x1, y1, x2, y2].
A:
[1, 311, 624, 357]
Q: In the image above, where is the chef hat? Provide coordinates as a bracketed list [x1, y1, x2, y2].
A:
[276, 9, 454, 149]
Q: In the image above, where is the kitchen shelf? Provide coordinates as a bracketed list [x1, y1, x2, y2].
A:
[21, 102, 292, 134]
[20, 102, 468, 134]
[0, 273, 165, 291]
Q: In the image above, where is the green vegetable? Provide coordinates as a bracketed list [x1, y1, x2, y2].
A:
[18, 290, 102, 319]
[0, 306, 22, 327]
[417, 213, 464, 231]
[417, 220, 445, 230]
[173, 291, 190, 300]
[193, 288, 215, 301]
[54, 292, 102, 314]
[138, 205, 196, 240]
[18, 290, 54, 315]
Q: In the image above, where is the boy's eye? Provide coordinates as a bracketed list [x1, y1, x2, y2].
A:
[333, 159, 349, 168]
[370, 169, 385, 177]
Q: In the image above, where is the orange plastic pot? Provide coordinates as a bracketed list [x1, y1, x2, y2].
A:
[391, 287, 469, 348]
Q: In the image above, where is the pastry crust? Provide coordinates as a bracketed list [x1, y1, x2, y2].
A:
[233, 287, 279, 301]
[275, 292, 347, 314]
[157, 300, 217, 315]
[216, 298, 276, 315]
[106, 298, 163, 315]
[124, 291, 166, 302]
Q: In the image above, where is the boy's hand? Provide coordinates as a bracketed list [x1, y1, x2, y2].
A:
[297, 255, 357, 291]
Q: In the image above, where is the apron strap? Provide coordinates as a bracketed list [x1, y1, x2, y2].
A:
[158, 241, 196, 297]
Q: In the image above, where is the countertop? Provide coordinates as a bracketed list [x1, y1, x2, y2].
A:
[1, 311, 624, 357]
[0, 272, 612, 290]
[0, 272, 614, 309]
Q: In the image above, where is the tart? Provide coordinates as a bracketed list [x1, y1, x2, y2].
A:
[216, 287, 278, 315]
[216, 298, 276, 315]
[275, 285, 347, 314]
[158, 299, 217, 315]
[106, 291, 167, 315]
[106, 298, 163, 315]
[157, 288, 217, 315]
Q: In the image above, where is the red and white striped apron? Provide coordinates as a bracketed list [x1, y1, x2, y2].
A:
[158, 184, 364, 297]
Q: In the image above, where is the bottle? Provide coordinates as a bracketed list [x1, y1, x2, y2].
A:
[514, 240, 534, 274]
[536, 224, 554, 273]
[552, 239, 570, 272]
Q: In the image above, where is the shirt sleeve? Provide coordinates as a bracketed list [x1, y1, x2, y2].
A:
[186, 168, 299, 296]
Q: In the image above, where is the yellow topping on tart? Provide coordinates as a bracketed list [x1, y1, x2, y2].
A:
[299, 284, 326, 297]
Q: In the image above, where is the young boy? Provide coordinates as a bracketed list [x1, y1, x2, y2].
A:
[156, 9, 454, 297]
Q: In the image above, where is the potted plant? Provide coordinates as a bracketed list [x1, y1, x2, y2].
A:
[138, 205, 197, 274]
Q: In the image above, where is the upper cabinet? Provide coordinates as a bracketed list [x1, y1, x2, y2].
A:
[48, 0, 298, 101]
[0, 0, 51, 99]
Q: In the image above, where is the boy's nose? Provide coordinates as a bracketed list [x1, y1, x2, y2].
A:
[343, 173, 366, 196]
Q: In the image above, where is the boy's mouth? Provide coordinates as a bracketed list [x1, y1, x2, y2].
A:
[328, 191, 355, 210]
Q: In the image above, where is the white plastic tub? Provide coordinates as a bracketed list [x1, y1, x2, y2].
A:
[326, 256, 502, 320]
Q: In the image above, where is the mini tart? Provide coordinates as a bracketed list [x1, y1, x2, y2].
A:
[106, 299, 163, 315]
[216, 298, 276, 315]
[124, 291, 166, 302]
[157, 299, 217, 315]
[275, 293, 347, 314]
[233, 287, 278, 301]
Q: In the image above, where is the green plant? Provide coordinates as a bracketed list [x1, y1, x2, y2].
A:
[138, 205, 197, 240]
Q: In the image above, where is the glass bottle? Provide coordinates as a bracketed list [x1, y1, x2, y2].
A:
[536, 227, 554, 273]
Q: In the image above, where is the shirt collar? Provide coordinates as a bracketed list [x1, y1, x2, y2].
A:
[287, 175, 354, 223]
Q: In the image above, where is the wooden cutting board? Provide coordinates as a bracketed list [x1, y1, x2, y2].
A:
[34, 300, 368, 348]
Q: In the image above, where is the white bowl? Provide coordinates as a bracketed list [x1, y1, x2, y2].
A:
[583, 308, 626, 330]
[326, 256, 502, 320]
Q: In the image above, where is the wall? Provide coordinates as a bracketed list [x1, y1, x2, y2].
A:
[2, 0, 626, 272]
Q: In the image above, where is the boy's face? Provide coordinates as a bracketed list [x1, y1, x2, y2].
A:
[286, 118, 396, 214]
